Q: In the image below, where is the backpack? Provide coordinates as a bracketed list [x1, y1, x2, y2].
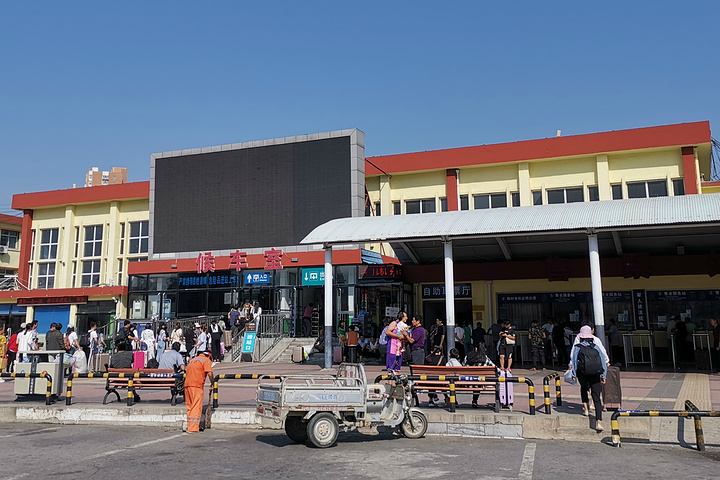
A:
[115, 328, 128, 344]
[465, 343, 488, 366]
[146, 358, 159, 369]
[379, 326, 389, 345]
[79, 332, 90, 347]
[576, 343, 603, 376]
[63, 335, 71, 351]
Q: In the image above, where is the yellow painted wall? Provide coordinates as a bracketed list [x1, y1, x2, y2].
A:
[607, 149, 682, 183]
[459, 163, 519, 194]
[28, 199, 148, 290]
[528, 156, 597, 190]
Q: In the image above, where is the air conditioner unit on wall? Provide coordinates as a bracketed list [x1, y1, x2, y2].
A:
[0, 246, 8, 254]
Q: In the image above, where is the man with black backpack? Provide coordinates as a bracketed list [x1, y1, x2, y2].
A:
[570, 325, 607, 432]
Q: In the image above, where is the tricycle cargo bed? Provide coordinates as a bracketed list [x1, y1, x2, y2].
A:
[258, 374, 366, 411]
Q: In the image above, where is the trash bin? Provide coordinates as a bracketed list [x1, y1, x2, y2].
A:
[13, 350, 65, 397]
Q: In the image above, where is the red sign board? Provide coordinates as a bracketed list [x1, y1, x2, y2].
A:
[359, 264, 402, 281]
[18, 296, 89, 306]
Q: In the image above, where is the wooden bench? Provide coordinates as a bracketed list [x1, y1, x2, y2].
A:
[104, 368, 182, 406]
[408, 365, 498, 408]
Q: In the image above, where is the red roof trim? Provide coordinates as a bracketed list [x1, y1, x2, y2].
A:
[0, 213, 22, 225]
[366, 121, 712, 175]
[12, 181, 150, 210]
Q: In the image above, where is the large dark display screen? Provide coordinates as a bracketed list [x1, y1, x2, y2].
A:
[152, 136, 352, 253]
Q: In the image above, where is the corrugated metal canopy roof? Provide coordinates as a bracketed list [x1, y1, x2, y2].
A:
[301, 194, 720, 246]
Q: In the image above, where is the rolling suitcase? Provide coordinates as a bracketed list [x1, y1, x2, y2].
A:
[602, 365, 622, 410]
[333, 346, 343, 363]
[133, 351, 146, 369]
[694, 348, 711, 371]
[292, 346, 304, 363]
[498, 370, 514, 410]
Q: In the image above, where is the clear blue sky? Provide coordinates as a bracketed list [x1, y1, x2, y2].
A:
[2, 1, 719, 216]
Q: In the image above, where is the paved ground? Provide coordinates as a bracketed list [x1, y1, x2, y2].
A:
[0, 423, 717, 479]
[2, 357, 719, 414]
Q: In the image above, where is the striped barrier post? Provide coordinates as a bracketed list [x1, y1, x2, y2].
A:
[448, 380, 456, 413]
[1, 372, 54, 405]
[542, 372, 562, 414]
[612, 406, 720, 449]
[685, 400, 705, 452]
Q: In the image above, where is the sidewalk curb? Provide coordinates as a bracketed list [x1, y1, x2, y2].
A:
[4, 404, 716, 446]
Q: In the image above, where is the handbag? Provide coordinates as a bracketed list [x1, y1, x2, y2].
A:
[563, 368, 577, 385]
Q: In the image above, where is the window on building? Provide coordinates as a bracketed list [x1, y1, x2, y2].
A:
[611, 184, 623, 200]
[672, 179, 685, 196]
[511, 192, 520, 207]
[440, 197, 448, 212]
[129, 221, 148, 255]
[473, 193, 507, 209]
[374, 202, 381, 216]
[84, 225, 103, 257]
[405, 198, 436, 214]
[37, 262, 55, 289]
[30, 229, 36, 261]
[117, 259, 124, 286]
[532, 190, 543, 206]
[74, 226, 80, 258]
[81, 259, 101, 287]
[0, 229, 19, 249]
[39, 228, 59, 260]
[119, 223, 125, 254]
[0, 268, 16, 278]
[393, 201, 401, 215]
[588, 186, 599, 201]
[547, 187, 583, 204]
[627, 180, 668, 199]
[365, 202, 371, 216]
[460, 195, 469, 210]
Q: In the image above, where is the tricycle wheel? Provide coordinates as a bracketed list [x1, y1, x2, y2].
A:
[307, 413, 339, 448]
[285, 416, 308, 443]
[400, 411, 428, 439]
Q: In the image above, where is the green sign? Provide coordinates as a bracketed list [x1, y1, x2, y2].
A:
[302, 268, 325, 286]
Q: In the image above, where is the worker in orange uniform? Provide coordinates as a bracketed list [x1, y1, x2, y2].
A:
[184, 350, 213, 433]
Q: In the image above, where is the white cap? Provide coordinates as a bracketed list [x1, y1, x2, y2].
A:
[20, 322, 26, 329]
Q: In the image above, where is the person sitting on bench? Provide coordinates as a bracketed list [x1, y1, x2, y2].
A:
[110, 342, 133, 368]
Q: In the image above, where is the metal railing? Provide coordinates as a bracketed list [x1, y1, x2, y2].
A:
[623, 333, 655, 370]
[374, 374, 537, 415]
[65, 372, 185, 407]
[611, 400, 720, 450]
[211, 373, 282, 408]
[692, 333, 714, 372]
[1, 372, 54, 405]
[257, 314, 290, 362]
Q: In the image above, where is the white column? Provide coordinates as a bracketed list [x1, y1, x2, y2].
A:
[588, 234, 606, 348]
[486, 281, 493, 327]
[444, 240, 456, 352]
[324, 246, 333, 369]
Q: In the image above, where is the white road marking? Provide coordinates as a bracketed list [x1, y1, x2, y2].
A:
[518, 442, 537, 480]
[89, 433, 186, 458]
[0, 427, 60, 438]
